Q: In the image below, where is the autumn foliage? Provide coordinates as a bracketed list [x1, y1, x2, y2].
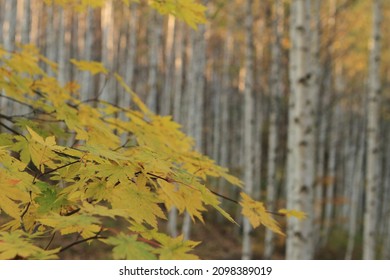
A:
[0, 0, 302, 260]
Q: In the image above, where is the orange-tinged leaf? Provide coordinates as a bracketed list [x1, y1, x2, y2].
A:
[0, 170, 30, 219]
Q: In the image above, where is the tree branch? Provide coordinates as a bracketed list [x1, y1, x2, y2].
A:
[59, 230, 107, 253]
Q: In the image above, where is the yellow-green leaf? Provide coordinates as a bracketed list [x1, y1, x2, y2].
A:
[0, 231, 59, 260]
[104, 233, 156, 260]
[70, 59, 108, 75]
[240, 193, 284, 236]
[278, 209, 307, 220]
[109, 182, 166, 228]
[153, 234, 199, 260]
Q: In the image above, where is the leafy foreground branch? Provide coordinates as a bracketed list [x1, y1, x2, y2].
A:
[0, 44, 304, 260]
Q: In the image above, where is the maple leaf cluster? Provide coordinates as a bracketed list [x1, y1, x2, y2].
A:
[0, 1, 304, 260]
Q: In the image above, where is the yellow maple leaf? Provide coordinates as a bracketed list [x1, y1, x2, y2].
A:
[38, 213, 101, 239]
[157, 179, 187, 213]
[278, 209, 307, 220]
[104, 233, 157, 260]
[109, 182, 166, 228]
[115, 73, 151, 114]
[70, 59, 108, 75]
[153, 234, 200, 260]
[149, 0, 207, 29]
[0, 231, 59, 260]
[240, 193, 284, 236]
[26, 127, 64, 172]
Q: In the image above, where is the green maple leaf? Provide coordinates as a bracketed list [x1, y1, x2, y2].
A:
[104, 233, 156, 260]
[35, 182, 68, 214]
[153, 235, 199, 260]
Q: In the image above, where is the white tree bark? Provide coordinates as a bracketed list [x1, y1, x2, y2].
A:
[172, 21, 184, 123]
[345, 116, 365, 259]
[364, 0, 382, 260]
[381, 134, 390, 259]
[146, 10, 163, 113]
[124, 2, 138, 97]
[160, 15, 176, 116]
[322, 92, 337, 247]
[21, 0, 31, 44]
[101, 0, 115, 103]
[182, 2, 207, 240]
[4, 0, 17, 51]
[168, 19, 184, 238]
[241, 0, 254, 260]
[264, 0, 283, 260]
[286, 0, 315, 260]
[57, 8, 69, 86]
[2, 0, 18, 115]
[81, 8, 94, 100]
[45, 4, 56, 76]
[0, 1, 3, 45]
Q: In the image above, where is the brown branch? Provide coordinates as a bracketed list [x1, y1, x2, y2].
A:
[36, 160, 80, 180]
[146, 172, 287, 218]
[59, 229, 107, 253]
[45, 232, 56, 250]
[63, 208, 81, 216]
[0, 94, 35, 109]
[0, 121, 23, 136]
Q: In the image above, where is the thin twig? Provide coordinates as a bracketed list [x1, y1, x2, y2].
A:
[147, 171, 287, 218]
[36, 160, 80, 180]
[59, 232, 106, 253]
[0, 121, 23, 136]
[45, 232, 56, 250]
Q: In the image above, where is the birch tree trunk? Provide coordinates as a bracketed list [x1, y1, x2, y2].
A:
[168, 20, 185, 238]
[21, 0, 31, 44]
[241, 0, 255, 260]
[124, 2, 138, 96]
[0, 1, 3, 45]
[264, 0, 283, 260]
[345, 116, 365, 259]
[81, 8, 94, 100]
[101, 0, 115, 103]
[45, 4, 56, 76]
[57, 8, 69, 86]
[182, 3, 207, 240]
[172, 21, 184, 123]
[381, 133, 390, 259]
[146, 10, 163, 113]
[364, 0, 382, 260]
[322, 90, 337, 247]
[160, 15, 176, 116]
[4, 0, 17, 51]
[286, 0, 315, 260]
[2, 0, 18, 115]
[216, 16, 234, 214]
